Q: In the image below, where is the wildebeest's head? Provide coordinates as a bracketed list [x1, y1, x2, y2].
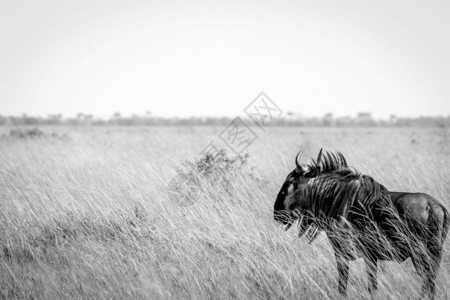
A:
[274, 148, 349, 238]
[273, 148, 316, 232]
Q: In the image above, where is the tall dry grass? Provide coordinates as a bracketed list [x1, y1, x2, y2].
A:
[0, 126, 449, 299]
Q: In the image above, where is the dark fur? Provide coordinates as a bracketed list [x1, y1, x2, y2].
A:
[274, 149, 449, 298]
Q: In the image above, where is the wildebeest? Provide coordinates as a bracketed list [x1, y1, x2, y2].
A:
[274, 149, 449, 299]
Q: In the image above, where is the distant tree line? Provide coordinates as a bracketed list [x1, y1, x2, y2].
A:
[0, 112, 449, 127]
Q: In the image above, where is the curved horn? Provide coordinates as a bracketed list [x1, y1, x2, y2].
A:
[295, 148, 307, 168]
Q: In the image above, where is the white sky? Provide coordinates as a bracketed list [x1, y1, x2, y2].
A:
[1, 0, 449, 119]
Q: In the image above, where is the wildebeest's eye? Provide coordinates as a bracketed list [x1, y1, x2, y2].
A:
[303, 171, 314, 178]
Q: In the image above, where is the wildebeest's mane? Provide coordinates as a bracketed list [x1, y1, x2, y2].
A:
[309, 150, 356, 176]
[300, 165, 393, 225]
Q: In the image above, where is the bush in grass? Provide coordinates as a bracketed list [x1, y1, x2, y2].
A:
[184, 149, 249, 182]
[168, 149, 268, 206]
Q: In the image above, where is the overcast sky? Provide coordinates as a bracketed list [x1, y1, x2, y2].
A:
[1, 0, 449, 119]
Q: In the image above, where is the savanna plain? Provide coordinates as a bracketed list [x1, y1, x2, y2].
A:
[0, 126, 449, 299]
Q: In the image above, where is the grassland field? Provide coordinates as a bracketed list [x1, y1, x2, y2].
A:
[0, 126, 449, 299]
